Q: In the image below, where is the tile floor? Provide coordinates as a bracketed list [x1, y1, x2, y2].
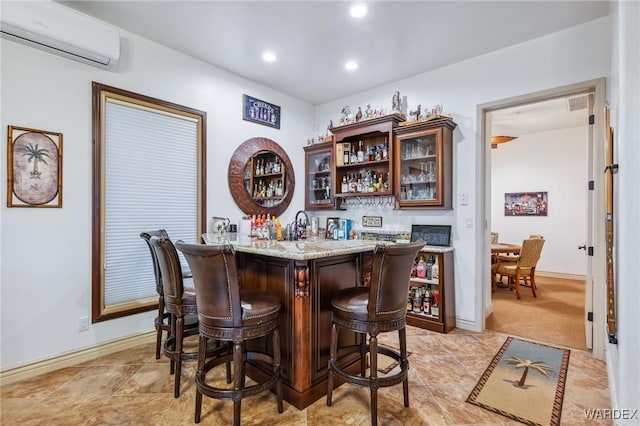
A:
[1, 327, 612, 425]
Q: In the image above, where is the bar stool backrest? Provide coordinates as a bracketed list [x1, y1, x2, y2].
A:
[140, 229, 170, 296]
[175, 242, 242, 328]
[151, 236, 187, 316]
[368, 240, 426, 321]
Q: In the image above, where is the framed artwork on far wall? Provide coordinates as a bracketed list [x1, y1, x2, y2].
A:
[7, 125, 63, 208]
[504, 191, 547, 216]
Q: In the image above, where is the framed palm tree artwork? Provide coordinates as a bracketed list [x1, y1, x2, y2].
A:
[7, 125, 62, 208]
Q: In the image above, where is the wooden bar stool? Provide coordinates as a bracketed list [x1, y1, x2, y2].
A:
[326, 241, 425, 426]
[140, 229, 195, 360]
[150, 235, 226, 398]
[176, 242, 283, 426]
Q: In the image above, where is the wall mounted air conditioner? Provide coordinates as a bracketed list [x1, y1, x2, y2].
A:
[1, 1, 120, 70]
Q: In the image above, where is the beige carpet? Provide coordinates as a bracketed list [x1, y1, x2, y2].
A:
[486, 275, 586, 350]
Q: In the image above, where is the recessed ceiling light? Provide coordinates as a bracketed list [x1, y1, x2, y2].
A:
[345, 61, 358, 71]
[262, 52, 277, 62]
[350, 4, 368, 18]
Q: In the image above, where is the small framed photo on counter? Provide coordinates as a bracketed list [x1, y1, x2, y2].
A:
[326, 217, 339, 239]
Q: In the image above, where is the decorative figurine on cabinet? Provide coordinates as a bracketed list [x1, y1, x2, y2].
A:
[341, 105, 353, 125]
[355, 106, 363, 122]
[409, 104, 421, 122]
[365, 103, 373, 119]
[392, 91, 402, 112]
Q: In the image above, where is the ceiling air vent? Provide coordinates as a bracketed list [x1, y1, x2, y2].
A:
[566, 95, 588, 112]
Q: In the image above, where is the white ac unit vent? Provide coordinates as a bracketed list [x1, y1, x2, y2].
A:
[0, 1, 120, 70]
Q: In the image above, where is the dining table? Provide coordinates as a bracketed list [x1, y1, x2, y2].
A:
[491, 242, 521, 254]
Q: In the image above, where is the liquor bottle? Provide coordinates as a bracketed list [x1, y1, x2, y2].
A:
[426, 256, 433, 280]
[423, 289, 431, 314]
[382, 137, 388, 160]
[341, 176, 348, 193]
[276, 218, 283, 241]
[432, 257, 439, 280]
[363, 172, 371, 192]
[413, 289, 423, 312]
[431, 292, 440, 317]
[416, 255, 426, 279]
[407, 293, 413, 312]
[343, 149, 350, 165]
[357, 141, 364, 163]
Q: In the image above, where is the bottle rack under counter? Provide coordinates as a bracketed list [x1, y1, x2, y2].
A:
[406, 246, 455, 333]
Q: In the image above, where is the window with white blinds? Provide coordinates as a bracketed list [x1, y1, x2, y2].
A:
[92, 83, 205, 322]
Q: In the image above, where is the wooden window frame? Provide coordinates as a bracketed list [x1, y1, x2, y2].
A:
[91, 82, 206, 323]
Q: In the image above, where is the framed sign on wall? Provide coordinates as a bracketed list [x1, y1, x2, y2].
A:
[410, 224, 452, 247]
[243, 94, 281, 129]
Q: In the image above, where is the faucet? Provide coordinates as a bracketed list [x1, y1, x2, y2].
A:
[291, 210, 309, 240]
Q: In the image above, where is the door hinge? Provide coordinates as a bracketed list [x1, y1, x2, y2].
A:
[587, 312, 593, 322]
[588, 180, 594, 190]
[588, 246, 594, 256]
[589, 114, 595, 125]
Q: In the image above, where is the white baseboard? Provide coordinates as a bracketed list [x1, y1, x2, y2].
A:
[0, 332, 155, 386]
[455, 317, 480, 332]
[536, 271, 586, 280]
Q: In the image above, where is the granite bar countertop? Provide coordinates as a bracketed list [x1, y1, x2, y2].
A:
[202, 233, 453, 260]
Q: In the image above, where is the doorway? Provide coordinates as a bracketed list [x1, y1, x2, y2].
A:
[478, 79, 607, 360]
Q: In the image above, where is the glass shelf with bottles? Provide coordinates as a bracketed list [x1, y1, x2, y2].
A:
[407, 286, 440, 319]
[337, 170, 392, 197]
[336, 138, 390, 170]
[408, 253, 441, 318]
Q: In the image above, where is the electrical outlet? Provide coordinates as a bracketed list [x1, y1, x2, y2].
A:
[459, 193, 469, 205]
[78, 316, 89, 332]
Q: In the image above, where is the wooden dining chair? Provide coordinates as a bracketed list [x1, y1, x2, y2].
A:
[526, 234, 544, 288]
[495, 238, 545, 299]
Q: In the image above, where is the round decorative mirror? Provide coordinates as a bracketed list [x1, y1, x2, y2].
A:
[228, 137, 295, 217]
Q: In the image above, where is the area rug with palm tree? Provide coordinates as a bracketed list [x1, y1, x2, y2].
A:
[466, 337, 570, 426]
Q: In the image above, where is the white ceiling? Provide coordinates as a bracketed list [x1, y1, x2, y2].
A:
[59, 1, 605, 136]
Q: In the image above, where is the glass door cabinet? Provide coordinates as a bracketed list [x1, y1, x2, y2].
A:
[393, 118, 456, 209]
[304, 142, 335, 210]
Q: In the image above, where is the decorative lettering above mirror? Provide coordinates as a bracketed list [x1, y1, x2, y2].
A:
[228, 137, 295, 217]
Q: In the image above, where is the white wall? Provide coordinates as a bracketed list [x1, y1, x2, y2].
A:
[491, 127, 588, 275]
[0, 30, 314, 370]
[607, 0, 640, 419]
[315, 17, 611, 330]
